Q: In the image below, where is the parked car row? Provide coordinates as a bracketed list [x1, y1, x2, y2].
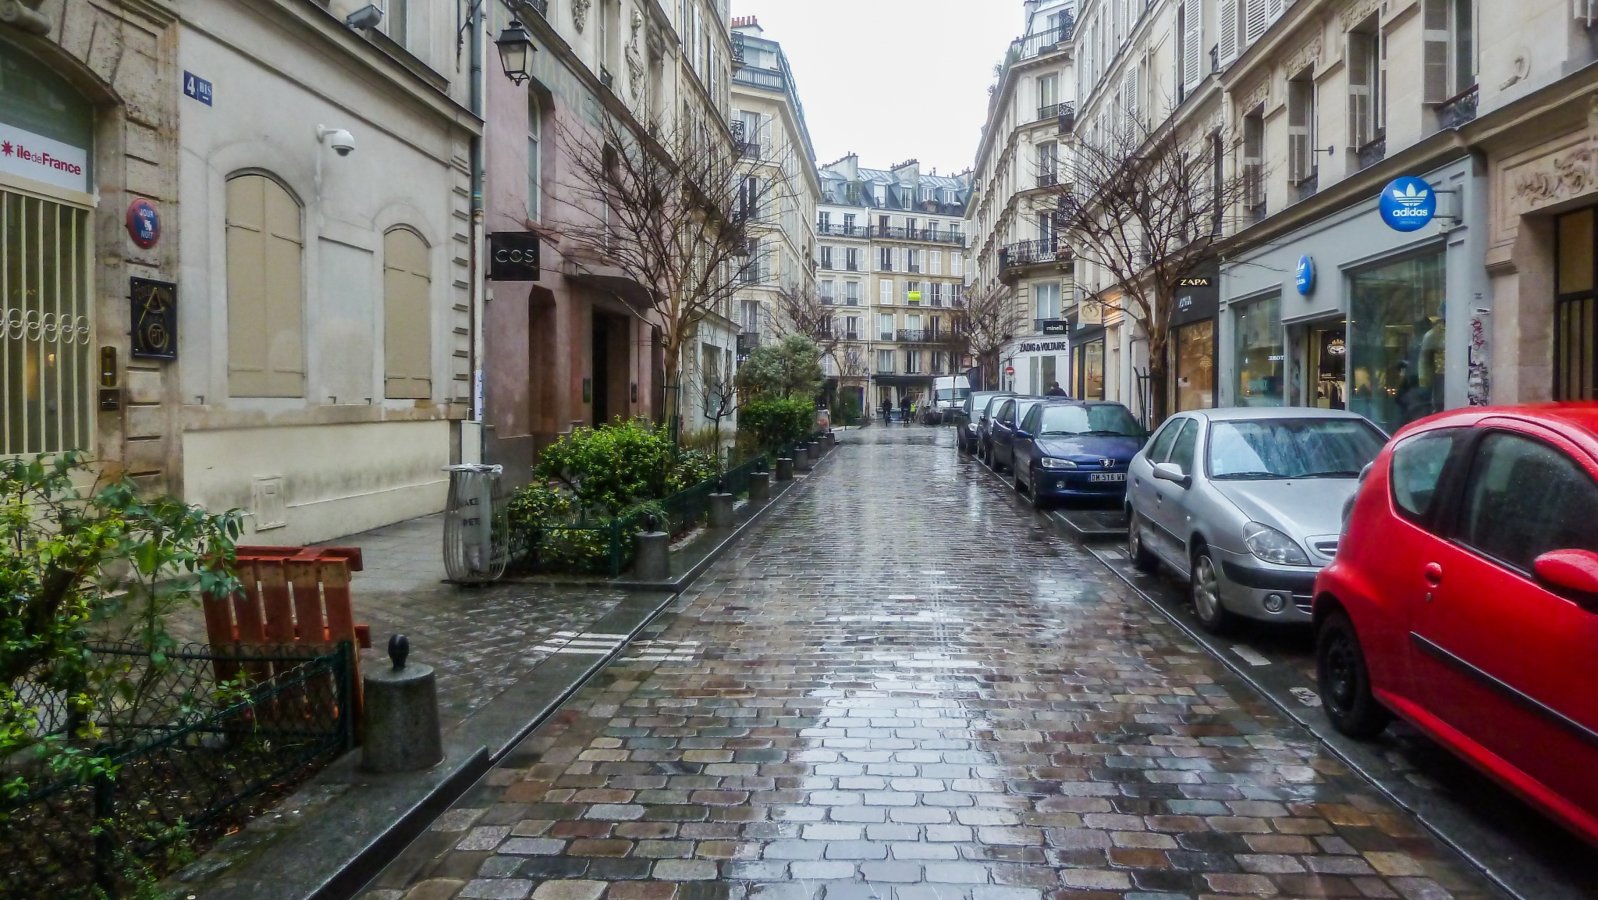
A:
[961, 396, 1598, 849]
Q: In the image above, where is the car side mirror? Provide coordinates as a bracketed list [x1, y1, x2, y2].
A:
[1534, 549, 1598, 611]
[1152, 462, 1191, 488]
[1015, 429, 1032, 440]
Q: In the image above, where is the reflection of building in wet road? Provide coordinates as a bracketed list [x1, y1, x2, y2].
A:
[366, 428, 1491, 900]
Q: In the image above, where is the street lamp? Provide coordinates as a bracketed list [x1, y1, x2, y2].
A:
[495, 20, 536, 85]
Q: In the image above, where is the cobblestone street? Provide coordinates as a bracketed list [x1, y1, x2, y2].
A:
[364, 427, 1495, 900]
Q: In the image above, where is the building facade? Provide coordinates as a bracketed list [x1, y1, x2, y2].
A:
[967, 0, 1080, 398]
[817, 155, 970, 414]
[726, 16, 820, 426]
[481, 0, 738, 481]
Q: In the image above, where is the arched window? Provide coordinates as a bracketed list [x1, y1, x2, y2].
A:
[527, 93, 542, 221]
[383, 228, 432, 399]
[226, 173, 304, 397]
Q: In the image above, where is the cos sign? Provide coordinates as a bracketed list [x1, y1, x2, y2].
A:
[489, 232, 541, 281]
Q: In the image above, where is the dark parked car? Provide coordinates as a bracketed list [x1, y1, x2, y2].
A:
[1314, 404, 1598, 846]
[1012, 401, 1145, 508]
[986, 396, 1045, 473]
[955, 391, 1014, 454]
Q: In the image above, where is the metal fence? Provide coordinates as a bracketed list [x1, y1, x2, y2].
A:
[1, 641, 354, 897]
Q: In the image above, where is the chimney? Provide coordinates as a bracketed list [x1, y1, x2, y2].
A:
[731, 15, 762, 32]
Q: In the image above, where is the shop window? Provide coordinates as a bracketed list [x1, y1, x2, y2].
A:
[226, 174, 305, 397]
[1348, 252, 1446, 433]
[383, 228, 432, 399]
[1233, 295, 1283, 406]
[1, 190, 91, 454]
[1173, 319, 1216, 412]
[1556, 208, 1597, 400]
[1074, 337, 1106, 400]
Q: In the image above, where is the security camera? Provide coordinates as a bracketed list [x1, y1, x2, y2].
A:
[317, 125, 355, 157]
[345, 3, 383, 30]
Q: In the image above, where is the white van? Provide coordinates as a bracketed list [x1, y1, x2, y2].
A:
[931, 375, 972, 424]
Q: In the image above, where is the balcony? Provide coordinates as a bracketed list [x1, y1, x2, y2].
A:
[1356, 136, 1387, 171]
[1245, 199, 1268, 226]
[600, 66, 614, 90]
[1035, 171, 1059, 189]
[1038, 102, 1075, 131]
[844, 262, 860, 272]
[731, 31, 745, 68]
[737, 331, 760, 357]
[1292, 171, 1319, 204]
[820, 294, 835, 305]
[526, 0, 549, 16]
[816, 222, 868, 238]
[896, 329, 941, 343]
[998, 238, 1072, 282]
[844, 331, 860, 342]
[1010, 18, 1074, 63]
[867, 226, 966, 246]
[1437, 85, 1479, 130]
[878, 331, 895, 342]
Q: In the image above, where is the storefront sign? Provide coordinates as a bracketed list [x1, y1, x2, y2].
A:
[1040, 320, 1068, 335]
[1172, 264, 1220, 326]
[1295, 255, 1315, 295]
[1018, 341, 1068, 354]
[130, 277, 177, 360]
[488, 232, 540, 281]
[1378, 176, 1437, 232]
[183, 71, 214, 106]
[0, 123, 89, 193]
[127, 198, 161, 248]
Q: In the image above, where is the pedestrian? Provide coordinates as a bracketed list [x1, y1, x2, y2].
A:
[880, 397, 892, 424]
[899, 394, 911, 426]
[1045, 381, 1068, 397]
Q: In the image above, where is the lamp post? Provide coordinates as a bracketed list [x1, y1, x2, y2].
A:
[495, 20, 535, 85]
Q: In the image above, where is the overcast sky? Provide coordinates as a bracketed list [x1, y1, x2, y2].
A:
[730, 0, 1027, 175]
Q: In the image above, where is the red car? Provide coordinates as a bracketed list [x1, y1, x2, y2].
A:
[1313, 405, 1598, 846]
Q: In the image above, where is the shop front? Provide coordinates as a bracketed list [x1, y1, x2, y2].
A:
[1066, 305, 1104, 400]
[1168, 267, 1218, 412]
[1220, 156, 1488, 436]
[1008, 323, 1070, 397]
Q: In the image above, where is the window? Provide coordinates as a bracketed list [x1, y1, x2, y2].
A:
[906, 217, 919, 236]
[1147, 417, 1185, 463]
[1037, 73, 1058, 115]
[930, 283, 943, 307]
[383, 0, 408, 47]
[1035, 282, 1061, 320]
[878, 214, 891, 233]
[227, 174, 305, 397]
[1242, 107, 1265, 213]
[952, 254, 963, 277]
[1556, 209, 1597, 400]
[906, 281, 921, 303]
[1, 190, 92, 454]
[1233, 295, 1283, 406]
[1348, 252, 1446, 434]
[1423, 0, 1475, 103]
[930, 250, 942, 275]
[1037, 141, 1058, 187]
[845, 315, 860, 340]
[741, 238, 761, 283]
[1457, 432, 1598, 572]
[818, 211, 831, 230]
[527, 93, 542, 220]
[907, 249, 921, 273]
[383, 228, 433, 399]
[907, 313, 922, 333]
[845, 247, 859, 271]
[933, 351, 946, 374]
[845, 281, 860, 305]
[1389, 430, 1459, 524]
[1168, 418, 1199, 473]
[879, 246, 894, 272]
[820, 279, 835, 302]
[877, 349, 895, 372]
[820, 246, 834, 269]
[843, 213, 856, 232]
[1207, 419, 1384, 479]
[880, 279, 894, 305]
[1287, 71, 1315, 186]
[1179, 0, 1200, 96]
[879, 313, 894, 341]
[1347, 17, 1384, 153]
[1173, 320, 1216, 412]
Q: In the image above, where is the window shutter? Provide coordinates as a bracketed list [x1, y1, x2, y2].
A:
[1182, 1, 1202, 90]
[1219, 0, 1239, 65]
[1121, 68, 1138, 131]
[1245, 0, 1269, 43]
[1348, 33, 1372, 149]
[1268, 0, 1285, 19]
[1288, 82, 1310, 183]
[227, 174, 306, 398]
[383, 229, 433, 399]
[1422, 0, 1449, 103]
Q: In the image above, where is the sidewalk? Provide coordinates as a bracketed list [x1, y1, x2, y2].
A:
[167, 445, 840, 899]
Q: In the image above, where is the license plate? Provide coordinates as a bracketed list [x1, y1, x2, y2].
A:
[1088, 473, 1126, 483]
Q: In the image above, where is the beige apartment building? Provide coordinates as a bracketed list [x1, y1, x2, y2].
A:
[1072, 0, 1598, 427]
[816, 156, 971, 415]
[967, 0, 1082, 398]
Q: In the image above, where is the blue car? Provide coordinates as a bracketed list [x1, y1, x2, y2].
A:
[1012, 400, 1147, 508]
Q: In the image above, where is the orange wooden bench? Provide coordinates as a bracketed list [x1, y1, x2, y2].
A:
[202, 546, 373, 736]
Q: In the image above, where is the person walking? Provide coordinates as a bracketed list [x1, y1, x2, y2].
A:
[1045, 381, 1068, 397]
[880, 397, 892, 425]
[899, 394, 911, 426]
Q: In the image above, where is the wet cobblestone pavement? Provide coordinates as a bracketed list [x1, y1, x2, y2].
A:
[364, 427, 1496, 900]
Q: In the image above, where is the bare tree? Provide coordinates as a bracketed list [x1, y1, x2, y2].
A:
[768, 284, 842, 372]
[557, 113, 792, 435]
[1045, 119, 1250, 422]
[945, 286, 1023, 390]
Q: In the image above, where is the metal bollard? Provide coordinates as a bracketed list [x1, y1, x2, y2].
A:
[748, 471, 771, 504]
[775, 457, 795, 481]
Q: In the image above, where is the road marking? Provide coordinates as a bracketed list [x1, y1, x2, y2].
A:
[1230, 645, 1272, 667]
[1290, 686, 1323, 707]
[887, 594, 918, 600]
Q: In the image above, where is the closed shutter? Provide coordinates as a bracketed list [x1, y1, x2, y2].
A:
[1122, 67, 1138, 131]
[1288, 80, 1311, 183]
[1348, 33, 1372, 149]
[1219, 0, 1239, 65]
[226, 174, 305, 397]
[1422, 0, 1449, 103]
[1268, 0, 1286, 19]
[1182, 1, 1202, 89]
[384, 229, 433, 399]
[1245, 0, 1269, 42]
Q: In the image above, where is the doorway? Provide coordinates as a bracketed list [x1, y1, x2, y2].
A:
[1307, 321, 1347, 410]
[591, 317, 612, 425]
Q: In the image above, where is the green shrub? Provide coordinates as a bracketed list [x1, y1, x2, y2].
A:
[736, 336, 824, 401]
[505, 483, 613, 574]
[739, 397, 814, 452]
[669, 449, 718, 492]
[533, 419, 676, 516]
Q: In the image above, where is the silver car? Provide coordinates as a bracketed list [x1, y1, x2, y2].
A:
[1125, 407, 1386, 633]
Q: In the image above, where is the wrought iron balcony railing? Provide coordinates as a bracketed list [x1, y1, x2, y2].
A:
[998, 238, 1072, 275]
[1356, 135, 1387, 170]
[816, 222, 869, 238]
[1437, 85, 1479, 129]
[896, 329, 942, 343]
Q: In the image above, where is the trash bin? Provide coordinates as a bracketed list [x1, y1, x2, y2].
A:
[442, 464, 507, 584]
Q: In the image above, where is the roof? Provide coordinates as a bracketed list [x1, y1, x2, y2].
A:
[1406, 404, 1598, 455]
[1182, 407, 1377, 423]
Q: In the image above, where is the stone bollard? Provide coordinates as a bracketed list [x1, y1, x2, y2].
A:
[362, 635, 443, 774]
[775, 457, 795, 481]
[794, 446, 812, 472]
[708, 492, 735, 528]
[748, 471, 771, 504]
[634, 518, 670, 580]
[829, 430, 839, 447]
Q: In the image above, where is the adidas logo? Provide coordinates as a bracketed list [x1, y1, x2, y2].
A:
[1391, 183, 1430, 207]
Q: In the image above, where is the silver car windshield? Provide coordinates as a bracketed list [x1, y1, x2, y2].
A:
[1038, 404, 1142, 436]
[1208, 419, 1385, 480]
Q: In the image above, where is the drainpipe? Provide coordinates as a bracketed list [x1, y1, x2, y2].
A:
[468, 2, 487, 463]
